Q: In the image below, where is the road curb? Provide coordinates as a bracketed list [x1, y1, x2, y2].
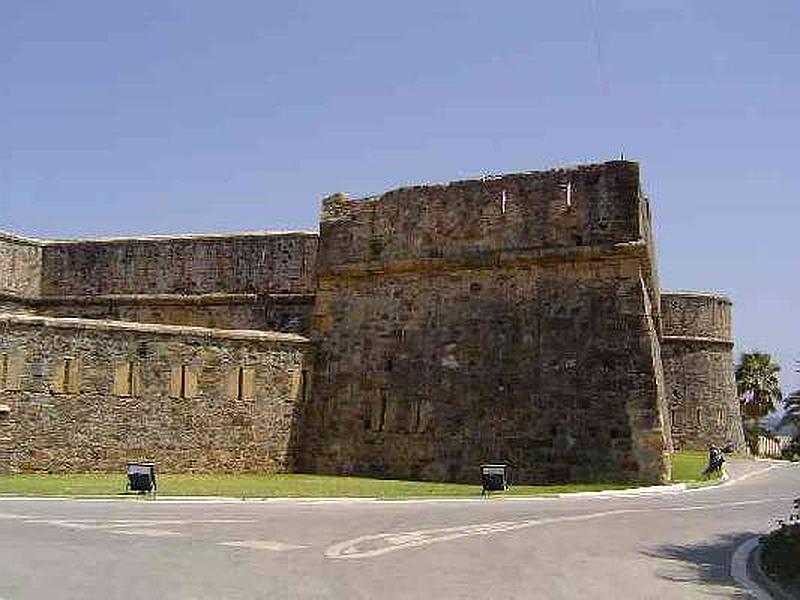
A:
[751, 540, 797, 600]
[731, 537, 771, 599]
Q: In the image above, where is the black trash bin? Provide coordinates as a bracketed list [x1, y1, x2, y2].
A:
[480, 464, 509, 494]
[127, 462, 157, 494]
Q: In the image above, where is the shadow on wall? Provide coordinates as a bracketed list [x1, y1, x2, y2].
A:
[643, 531, 756, 598]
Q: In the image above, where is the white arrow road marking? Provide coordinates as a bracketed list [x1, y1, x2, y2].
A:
[326, 496, 797, 559]
[219, 540, 309, 551]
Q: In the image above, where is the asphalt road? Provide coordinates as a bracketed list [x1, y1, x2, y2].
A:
[0, 460, 797, 600]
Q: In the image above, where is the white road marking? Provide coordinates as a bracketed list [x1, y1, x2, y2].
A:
[219, 540, 309, 551]
[0, 512, 29, 519]
[4, 516, 255, 537]
[113, 529, 183, 537]
[730, 537, 771, 599]
[325, 496, 797, 559]
[22, 519, 109, 530]
[729, 464, 780, 485]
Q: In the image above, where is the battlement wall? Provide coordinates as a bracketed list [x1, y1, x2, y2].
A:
[318, 161, 643, 273]
[39, 231, 319, 297]
[0, 312, 310, 474]
[661, 291, 732, 342]
[0, 233, 42, 299]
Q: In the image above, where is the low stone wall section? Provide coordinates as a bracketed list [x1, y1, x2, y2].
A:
[34, 293, 315, 335]
[0, 313, 310, 474]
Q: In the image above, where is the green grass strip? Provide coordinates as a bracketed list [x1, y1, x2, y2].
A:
[0, 451, 718, 499]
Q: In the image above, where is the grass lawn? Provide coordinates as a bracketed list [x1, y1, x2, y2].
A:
[0, 451, 718, 499]
[670, 450, 722, 483]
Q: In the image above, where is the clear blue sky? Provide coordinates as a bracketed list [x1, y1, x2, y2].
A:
[1, 1, 797, 392]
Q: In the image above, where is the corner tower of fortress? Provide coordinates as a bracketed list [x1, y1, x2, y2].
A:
[305, 160, 673, 484]
[660, 291, 747, 452]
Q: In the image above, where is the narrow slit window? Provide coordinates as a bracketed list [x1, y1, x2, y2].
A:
[227, 365, 255, 401]
[63, 358, 73, 392]
[54, 356, 80, 395]
[300, 370, 307, 401]
[378, 396, 387, 432]
[171, 364, 198, 399]
[180, 365, 187, 399]
[0, 353, 8, 390]
[113, 361, 139, 397]
[0, 351, 20, 392]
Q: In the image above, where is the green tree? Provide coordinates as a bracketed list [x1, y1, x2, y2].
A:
[780, 360, 800, 459]
[736, 352, 783, 418]
[735, 352, 783, 454]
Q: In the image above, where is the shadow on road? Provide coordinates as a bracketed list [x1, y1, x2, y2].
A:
[643, 531, 757, 597]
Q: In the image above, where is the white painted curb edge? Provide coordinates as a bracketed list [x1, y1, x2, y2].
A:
[730, 536, 772, 600]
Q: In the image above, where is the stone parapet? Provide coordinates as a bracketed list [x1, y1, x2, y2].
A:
[661, 291, 732, 341]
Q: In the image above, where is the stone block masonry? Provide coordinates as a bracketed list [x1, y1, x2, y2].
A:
[660, 291, 746, 452]
[0, 233, 41, 300]
[0, 159, 746, 483]
[0, 231, 318, 335]
[0, 313, 310, 474]
[40, 231, 318, 297]
[304, 161, 672, 484]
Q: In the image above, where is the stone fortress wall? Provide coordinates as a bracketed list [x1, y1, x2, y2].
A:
[0, 312, 309, 474]
[0, 160, 746, 480]
[305, 161, 671, 483]
[660, 292, 746, 451]
[0, 233, 42, 307]
[1, 232, 319, 334]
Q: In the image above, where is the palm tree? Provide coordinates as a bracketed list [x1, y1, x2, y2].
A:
[735, 352, 782, 454]
[736, 352, 782, 418]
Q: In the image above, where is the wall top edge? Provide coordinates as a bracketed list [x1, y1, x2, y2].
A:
[35, 292, 316, 305]
[661, 290, 733, 304]
[0, 311, 310, 344]
[1, 229, 319, 246]
[327, 160, 639, 205]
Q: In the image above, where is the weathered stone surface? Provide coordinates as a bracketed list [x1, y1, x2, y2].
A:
[660, 292, 746, 452]
[0, 233, 41, 299]
[0, 160, 746, 482]
[40, 232, 318, 296]
[1, 232, 318, 335]
[33, 293, 315, 335]
[0, 313, 310, 474]
[303, 161, 672, 484]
